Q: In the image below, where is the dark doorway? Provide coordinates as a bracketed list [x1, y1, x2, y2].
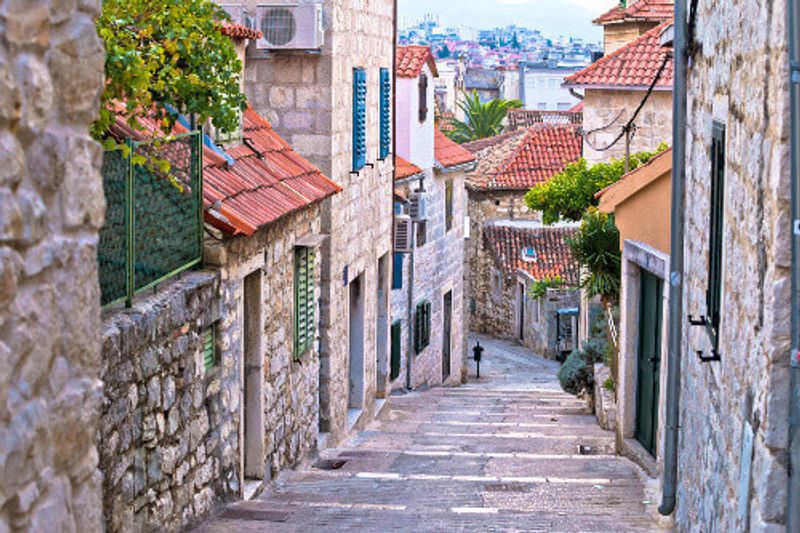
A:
[442, 291, 452, 381]
[635, 270, 662, 456]
[348, 275, 365, 410]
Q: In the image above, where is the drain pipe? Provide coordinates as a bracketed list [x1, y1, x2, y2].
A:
[788, 0, 800, 528]
[659, 0, 688, 517]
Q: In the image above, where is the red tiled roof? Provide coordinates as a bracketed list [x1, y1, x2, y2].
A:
[109, 106, 340, 237]
[217, 21, 262, 40]
[467, 126, 582, 191]
[484, 225, 580, 285]
[569, 102, 584, 113]
[396, 45, 439, 78]
[564, 22, 673, 90]
[434, 128, 476, 169]
[593, 0, 674, 25]
[395, 156, 424, 180]
[203, 109, 341, 235]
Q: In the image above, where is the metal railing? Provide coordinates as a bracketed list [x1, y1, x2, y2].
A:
[98, 131, 204, 307]
[507, 109, 583, 130]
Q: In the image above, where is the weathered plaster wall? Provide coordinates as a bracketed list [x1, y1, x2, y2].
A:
[99, 274, 231, 532]
[677, 0, 791, 529]
[396, 63, 435, 169]
[583, 89, 672, 164]
[602, 21, 660, 55]
[0, 1, 106, 530]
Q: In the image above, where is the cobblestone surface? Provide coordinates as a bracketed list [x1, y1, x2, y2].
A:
[195, 335, 659, 532]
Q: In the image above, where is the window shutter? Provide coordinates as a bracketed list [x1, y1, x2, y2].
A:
[380, 68, 391, 160]
[414, 300, 431, 354]
[294, 247, 316, 358]
[353, 68, 367, 172]
[706, 121, 726, 347]
[390, 321, 402, 380]
[418, 74, 428, 122]
[392, 252, 404, 290]
[445, 180, 453, 232]
[202, 326, 216, 371]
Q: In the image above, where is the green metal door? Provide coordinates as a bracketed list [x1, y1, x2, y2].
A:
[635, 270, 662, 456]
[442, 291, 452, 380]
[390, 321, 402, 381]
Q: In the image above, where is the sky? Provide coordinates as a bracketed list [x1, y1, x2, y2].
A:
[399, 0, 620, 41]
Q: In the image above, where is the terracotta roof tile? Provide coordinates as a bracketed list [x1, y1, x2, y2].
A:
[396, 45, 439, 78]
[484, 225, 580, 285]
[395, 156, 424, 180]
[434, 128, 476, 169]
[593, 0, 674, 25]
[467, 126, 582, 191]
[217, 21, 262, 40]
[564, 22, 673, 90]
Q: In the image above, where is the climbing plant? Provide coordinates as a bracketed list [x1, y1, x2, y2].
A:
[93, 0, 246, 147]
[528, 275, 570, 300]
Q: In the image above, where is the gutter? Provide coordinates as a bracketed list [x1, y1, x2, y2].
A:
[788, 0, 800, 528]
[659, 0, 688, 517]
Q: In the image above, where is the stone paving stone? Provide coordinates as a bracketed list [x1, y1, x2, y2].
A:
[194, 335, 661, 532]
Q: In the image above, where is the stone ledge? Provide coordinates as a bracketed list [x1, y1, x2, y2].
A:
[620, 437, 659, 479]
[101, 271, 221, 363]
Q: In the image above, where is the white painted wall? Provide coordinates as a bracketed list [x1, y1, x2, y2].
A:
[523, 68, 581, 110]
[396, 63, 435, 170]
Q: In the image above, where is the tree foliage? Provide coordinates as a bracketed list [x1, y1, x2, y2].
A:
[445, 91, 522, 143]
[524, 144, 668, 225]
[528, 275, 569, 300]
[93, 0, 247, 143]
[566, 208, 621, 304]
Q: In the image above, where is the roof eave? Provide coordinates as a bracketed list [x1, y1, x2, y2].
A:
[563, 83, 673, 91]
[435, 160, 477, 174]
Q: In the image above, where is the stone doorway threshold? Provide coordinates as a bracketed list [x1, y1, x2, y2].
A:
[243, 479, 264, 501]
[347, 408, 364, 432]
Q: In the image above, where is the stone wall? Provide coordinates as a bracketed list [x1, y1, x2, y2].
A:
[466, 190, 539, 334]
[677, 0, 791, 529]
[0, 1, 106, 531]
[206, 206, 322, 482]
[520, 285, 581, 361]
[602, 21, 660, 55]
[583, 89, 672, 164]
[99, 273, 230, 532]
[391, 170, 467, 390]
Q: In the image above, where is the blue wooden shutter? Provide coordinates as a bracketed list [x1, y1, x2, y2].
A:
[392, 252, 404, 290]
[353, 68, 367, 172]
[379, 68, 391, 160]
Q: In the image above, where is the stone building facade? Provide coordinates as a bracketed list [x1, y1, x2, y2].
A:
[241, 0, 395, 441]
[592, 0, 673, 55]
[518, 282, 581, 361]
[672, 0, 792, 529]
[0, 2, 106, 531]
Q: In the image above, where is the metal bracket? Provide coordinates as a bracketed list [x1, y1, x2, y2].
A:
[688, 315, 708, 326]
[697, 349, 721, 363]
[364, 162, 375, 169]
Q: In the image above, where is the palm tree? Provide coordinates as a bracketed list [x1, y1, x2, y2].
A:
[445, 91, 523, 143]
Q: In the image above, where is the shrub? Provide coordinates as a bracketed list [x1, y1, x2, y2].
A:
[557, 350, 594, 395]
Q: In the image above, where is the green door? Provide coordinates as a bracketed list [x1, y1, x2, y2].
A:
[390, 321, 402, 381]
[635, 270, 662, 456]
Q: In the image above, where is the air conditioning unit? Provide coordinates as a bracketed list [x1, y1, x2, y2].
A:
[256, 4, 324, 50]
[394, 215, 413, 253]
[220, 3, 258, 31]
[409, 192, 429, 221]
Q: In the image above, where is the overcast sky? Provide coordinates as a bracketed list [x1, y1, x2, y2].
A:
[399, 0, 620, 41]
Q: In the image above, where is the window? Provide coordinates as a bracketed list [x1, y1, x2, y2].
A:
[416, 220, 427, 247]
[380, 68, 391, 160]
[202, 325, 217, 371]
[294, 246, 317, 358]
[390, 321, 402, 380]
[392, 252, 404, 290]
[352, 68, 367, 172]
[556, 103, 572, 111]
[706, 121, 726, 350]
[414, 300, 432, 354]
[445, 180, 454, 232]
[418, 73, 429, 122]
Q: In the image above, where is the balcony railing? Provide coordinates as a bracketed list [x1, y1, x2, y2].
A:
[98, 131, 203, 307]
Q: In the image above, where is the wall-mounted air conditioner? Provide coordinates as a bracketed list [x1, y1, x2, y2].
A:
[409, 192, 429, 221]
[394, 215, 413, 253]
[220, 3, 258, 31]
[256, 4, 324, 50]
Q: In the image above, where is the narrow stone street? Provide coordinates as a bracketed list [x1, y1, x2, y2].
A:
[196, 336, 658, 532]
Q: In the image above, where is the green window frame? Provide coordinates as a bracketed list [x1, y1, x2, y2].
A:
[414, 300, 432, 354]
[202, 325, 217, 371]
[445, 179, 453, 232]
[294, 246, 317, 359]
[706, 121, 726, 351]
[390, 321, 402, 381]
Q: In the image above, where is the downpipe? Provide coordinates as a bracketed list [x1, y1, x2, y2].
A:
[787, 0, 800, 528]
[659, 0, 689, 517]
